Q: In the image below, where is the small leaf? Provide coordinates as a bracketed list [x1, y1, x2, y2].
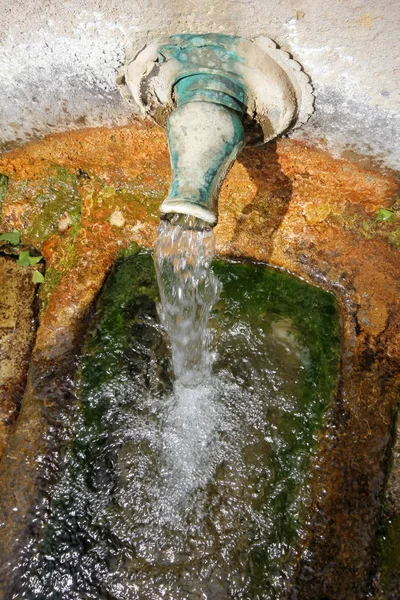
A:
[0, 230, 20, 245]
[28, 255, 43, 265]
[32, 270, 45, 284]
[17, 250, 31, 267]
[376, 208, 394, 222]
[17, 251, 43, 267]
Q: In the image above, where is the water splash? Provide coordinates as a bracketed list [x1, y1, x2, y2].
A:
[153, 214, 223, 522]
[154, 214, 221, 387]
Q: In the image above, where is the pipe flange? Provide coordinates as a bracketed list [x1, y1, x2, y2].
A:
[118, 33, 314, 146]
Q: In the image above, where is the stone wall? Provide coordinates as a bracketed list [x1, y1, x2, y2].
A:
[1, 0, 399, 172]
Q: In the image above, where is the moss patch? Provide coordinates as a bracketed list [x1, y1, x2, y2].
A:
[0, 174, 8, 207]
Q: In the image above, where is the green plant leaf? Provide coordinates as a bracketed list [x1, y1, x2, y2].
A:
[17, 250, 31, 267]
[28, 255, 43, 265]
[32, 270, 45, 284]
[376, 208, 395, 222]
[0, 230, 20, 245]
[17, 251, 43, 267]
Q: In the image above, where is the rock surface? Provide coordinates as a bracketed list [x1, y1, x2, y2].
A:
[372, 412, 400, 599]
[0, 256, 39, 455]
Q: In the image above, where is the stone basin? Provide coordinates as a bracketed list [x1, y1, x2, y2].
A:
[0, 122, 399, 598]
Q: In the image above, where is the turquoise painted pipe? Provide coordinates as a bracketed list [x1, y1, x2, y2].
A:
[159, 72, 246, 226]
[123, 32, 315, 226]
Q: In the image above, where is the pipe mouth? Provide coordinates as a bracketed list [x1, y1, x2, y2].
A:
[159, 198, 217, 227]
[162, 213, 212, 231]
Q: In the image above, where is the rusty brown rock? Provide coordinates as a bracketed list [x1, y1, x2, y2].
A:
[0, 256, 39, 455]
[0, 122, 399, 599]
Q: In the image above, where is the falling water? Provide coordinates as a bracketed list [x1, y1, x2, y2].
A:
[154, 214, 221, 388]
[152, 214, 223, 522]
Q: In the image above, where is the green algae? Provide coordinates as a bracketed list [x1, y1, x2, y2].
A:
[372, 406, 400, 599]
[80, 247, 160, 393]
[329, 208, 400, 251]
[362, 216, 400, 250]
[103, 177, 167, 221]
[211, 259, 341, 427]
[0, 165, 163, 258]
[29, 166, 81, 245]
[373, 503, 400, 598]
[381, 513, 400, 582]
[38, 242, 79, 311]
[80, 252, 340, 407]
[388, 228, 400, 250]
[0, 165, 82, 253]
[0, 164, 160, 318]
[19, 251, 341, 599]
[0, 174, 8, 206]
[375, 512, 400, 600]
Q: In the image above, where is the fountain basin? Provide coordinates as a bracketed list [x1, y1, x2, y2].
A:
[0, 123, 399, 598]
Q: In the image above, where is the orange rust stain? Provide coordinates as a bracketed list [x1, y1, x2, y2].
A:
[358, 13, 375, 28]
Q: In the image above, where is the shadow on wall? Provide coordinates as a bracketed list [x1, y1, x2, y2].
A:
[233, 141, 293, 259]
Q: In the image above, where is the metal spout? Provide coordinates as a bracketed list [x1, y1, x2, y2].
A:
[159, 101, 245, 226]
[119, 33, 314, 227]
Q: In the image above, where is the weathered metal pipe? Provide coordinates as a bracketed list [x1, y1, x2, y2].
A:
[119, 33, 314, 227]
[160, 102, 244, 225]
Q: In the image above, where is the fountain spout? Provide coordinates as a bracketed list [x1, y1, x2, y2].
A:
[118, 34, 314, 227]
[161, 100, 244, 226]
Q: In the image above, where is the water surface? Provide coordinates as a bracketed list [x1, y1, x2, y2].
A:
[17, 250, 340, 599]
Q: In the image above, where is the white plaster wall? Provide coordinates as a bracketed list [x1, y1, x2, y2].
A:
[0, 0, 399, 171]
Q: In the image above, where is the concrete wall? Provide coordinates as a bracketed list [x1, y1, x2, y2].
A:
[1, 0, 399, 172]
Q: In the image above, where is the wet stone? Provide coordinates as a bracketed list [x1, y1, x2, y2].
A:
[372, 410, 400, 599]
[0, 123, 399, 598]
[0, 255, 38, 456]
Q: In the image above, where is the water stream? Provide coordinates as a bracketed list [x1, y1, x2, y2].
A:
[154, 216, 220, 388]
[16, 228, 340, 599]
